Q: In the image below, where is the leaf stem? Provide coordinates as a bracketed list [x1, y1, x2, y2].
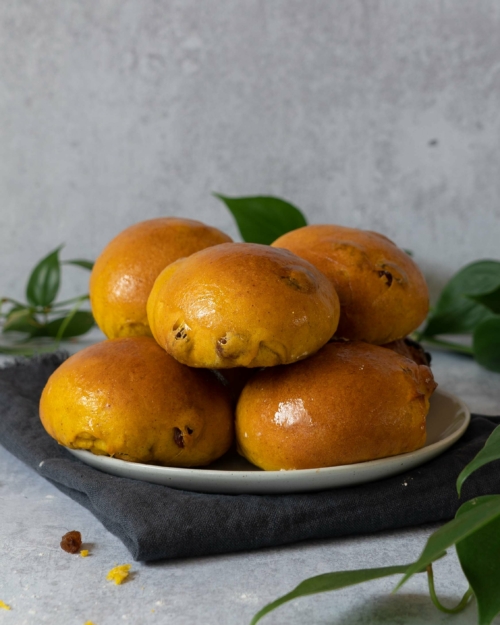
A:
[51, 294, 90, 309]
[419, 336, 474, 356]
[426, 564, 473, 614]
[54, 296, 86, 345]
[1, 297, 27, 308]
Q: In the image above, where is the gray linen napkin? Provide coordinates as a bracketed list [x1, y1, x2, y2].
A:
[1, 353, 499, 562]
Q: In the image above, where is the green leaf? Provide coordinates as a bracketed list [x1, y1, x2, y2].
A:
[423, 260, 500, 337]
[63, 259, 94, 271]
[214, 194, 307, 245]
[456, 496, 500, 625]
[395, 494, 500, 591]
[2, 309, 40, 336]
[469, 284, 500, 315]
[473, 317, 500, 372]
[250, 564, 409, 625]
[26, 246, 63, 307]
[44, 311, 94, 339]
[416, 336, 474, 356]
[457, 425, 500, 495]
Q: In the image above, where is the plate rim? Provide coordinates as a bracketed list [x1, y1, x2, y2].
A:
[66, 388, 471, 482]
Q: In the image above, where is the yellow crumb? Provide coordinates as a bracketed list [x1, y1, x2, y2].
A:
[84, 622, 96, 625]
[0, 601, 11, 610]
[106, 564, 132, 585]
[80, 549, 89, 557]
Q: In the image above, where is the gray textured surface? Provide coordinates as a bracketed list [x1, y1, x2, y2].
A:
[1, 1, 500, 303]
[1, 345, 499, 624]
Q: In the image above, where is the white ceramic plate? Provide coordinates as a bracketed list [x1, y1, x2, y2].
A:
[66, 389, 470, 495]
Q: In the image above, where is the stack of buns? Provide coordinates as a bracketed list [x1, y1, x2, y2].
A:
[40, 218, 437, 471]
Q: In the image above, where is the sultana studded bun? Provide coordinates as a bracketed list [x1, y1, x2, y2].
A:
[40, 337, 234, 467]
[147, 242, 340, 368]
[235, 341, 437, 471]
[89, 218, 232, 339]
[272, 225, 429, 345]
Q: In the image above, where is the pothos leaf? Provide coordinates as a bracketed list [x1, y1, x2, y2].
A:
[250, 564, 409, 624]
[473, 317, 500, 372]
[457, 425, 500, 495]
[456, 496, 500, 625]
[26, 245, 63, 307]
[2, 309, 40, 336]
[422, 260, 500, 337]
[214, 194, 307, 245]
[395, 495, 500, 591]
[469, 285, 500, 315]
[63, 259, 94, 271]
[44, 311, 95, 339]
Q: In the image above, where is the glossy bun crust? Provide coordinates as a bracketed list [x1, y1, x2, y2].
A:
[147, 243, 341, 368]
[89, 218, 232, 339]
[39, 337, 234, 467]
[383, 337, 431, 367]
[272, 225, 429, 344]
[236, 341, 437, 471]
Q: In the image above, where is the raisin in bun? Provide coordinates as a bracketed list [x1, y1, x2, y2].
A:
[147, 243, 340, 368]
[236, 341, 437, 471]
[272, 225, 429, 345]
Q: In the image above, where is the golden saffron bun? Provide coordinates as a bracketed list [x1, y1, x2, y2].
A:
[89, 218, 232, 339]
[39, 337, 234, 467]
[147, 242, 341, 368]
[272, 225, 429, 344]
[235, 341, 437, 471]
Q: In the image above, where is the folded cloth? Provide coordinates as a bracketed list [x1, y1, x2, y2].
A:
[1, 353, 499, 562]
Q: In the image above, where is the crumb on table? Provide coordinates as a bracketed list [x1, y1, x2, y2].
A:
[80, 549, 89, 557]
[106, 564, 132, 585]
[0, 601, 11, 610]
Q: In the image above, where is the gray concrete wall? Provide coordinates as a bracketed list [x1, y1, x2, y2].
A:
[1, 1, 499, 302]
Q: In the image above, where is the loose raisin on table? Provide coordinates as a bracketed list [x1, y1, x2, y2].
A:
[60, 530, 82, 554]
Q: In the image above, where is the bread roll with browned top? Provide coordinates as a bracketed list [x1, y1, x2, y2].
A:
[40, 337, 234, 467]
[90, 218, 232, 339]
[272, 225, 429, 344]
[236, 341, 437, 471]
[147, 242, 340, 368]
